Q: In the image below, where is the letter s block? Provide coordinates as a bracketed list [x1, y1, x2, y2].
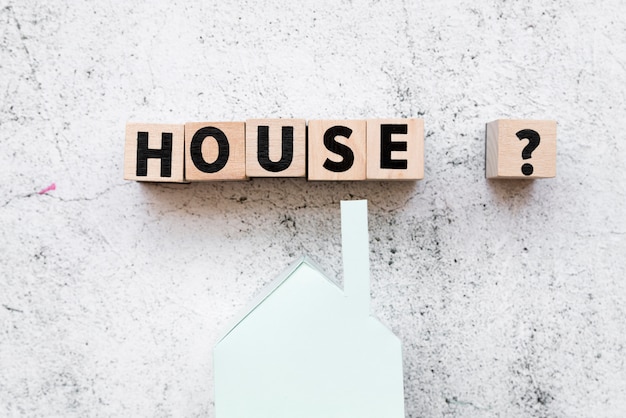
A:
[245, 119, 306, 177]
[124, 123, 185, 182]
[366, 118, 424, 180]
[308, 120, 367, 181]
[185, 122, 247, 181]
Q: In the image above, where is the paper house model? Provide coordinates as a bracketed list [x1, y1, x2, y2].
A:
[214, 200, 405, 418]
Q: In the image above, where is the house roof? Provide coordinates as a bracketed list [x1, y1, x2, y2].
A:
[215, 255, 341, 344]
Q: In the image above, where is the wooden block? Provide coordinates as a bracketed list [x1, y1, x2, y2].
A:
[308, 120, 367, 181]
[184, 122, 246, 181]
[366, 118, 424, 180]
[245, 119, 306, 177]
[124, 123, 185, 182]
[486, 119, 556, 179]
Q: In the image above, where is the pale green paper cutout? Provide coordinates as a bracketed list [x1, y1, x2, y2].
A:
[214, 200, 405, 418]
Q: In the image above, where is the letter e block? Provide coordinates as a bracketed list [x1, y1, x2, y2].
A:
[308, 120, 366, 181]
[185, 122, 247, 181]
[245, 119, 306, 177]
[367, 118, 424, 180]
[486, 119, 556, 179]
[124, 123, 185, 182]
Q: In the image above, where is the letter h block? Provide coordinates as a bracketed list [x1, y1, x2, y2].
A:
[124, 123, 185, 182]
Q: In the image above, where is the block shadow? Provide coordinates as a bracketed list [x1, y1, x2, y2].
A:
[485, 178, 537, 206]
[137, 178, 423, 218]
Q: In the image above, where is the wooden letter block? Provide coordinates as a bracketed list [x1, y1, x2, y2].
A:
[124, 123, 185, 182]
[486, 119, 556, 179]
[245, 119, 306, 178]
[308, 120, 367, 181]
[367, 118, 424, 180]
[185, 122, 246, 181]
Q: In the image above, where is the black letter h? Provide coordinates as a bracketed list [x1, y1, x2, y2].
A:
[136, 131, 172, 177]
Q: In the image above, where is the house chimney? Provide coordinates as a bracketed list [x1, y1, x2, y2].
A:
[341, 200, 370, 316]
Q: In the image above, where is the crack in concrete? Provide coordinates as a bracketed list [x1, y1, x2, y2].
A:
[2, 304, 23, 313]
[1, 191, 38, 208]
[2, 183, 131, 208]
[3, 5, 41, 90]
[49, 183, 132, 203]
[445, 395, 489, 411]
[401, 0, 417, 66]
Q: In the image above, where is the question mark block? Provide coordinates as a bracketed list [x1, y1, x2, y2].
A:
[486, 119, 556, 179]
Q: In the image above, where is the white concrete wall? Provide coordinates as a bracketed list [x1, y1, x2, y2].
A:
[1, 1, 625, 416]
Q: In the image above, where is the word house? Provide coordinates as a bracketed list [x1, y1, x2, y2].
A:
[124, 118, 424, 182]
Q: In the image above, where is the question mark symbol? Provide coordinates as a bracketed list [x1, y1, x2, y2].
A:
[516, 129, 541, 176]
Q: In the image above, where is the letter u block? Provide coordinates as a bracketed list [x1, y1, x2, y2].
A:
[124, 123, 185, 182]
[245, 119, 306, 178]
[185, 122, 247, 181]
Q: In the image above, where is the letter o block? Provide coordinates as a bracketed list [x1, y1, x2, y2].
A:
[308, 120, 366, 181]
[185, 122, 247, 181]
[366, 118, 424, 180]
[245, 119, 306, 178]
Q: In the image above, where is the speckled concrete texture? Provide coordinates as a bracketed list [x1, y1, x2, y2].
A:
[1, 1, 625, 417]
